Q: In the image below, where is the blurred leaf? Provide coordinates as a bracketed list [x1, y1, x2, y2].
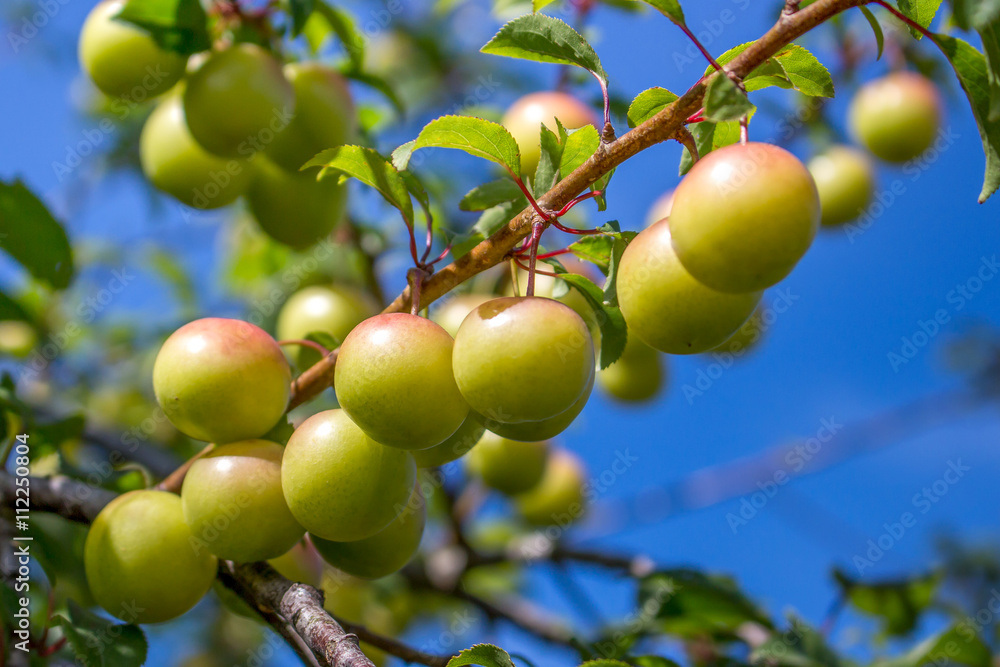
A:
[55, 600, 147, 667]
[634, 659, 682, 667]
[145, 248, 195, 313]
[481, 14, 609, 86]
[627, 87, 680, 127]
[834, 569, 940, 636]
[0, 180, 74, 289]
[860, 6, 885, 60]
[395, 116, 522, 176]
[751, 617, 843, 667]
[897, 0, 943, 38]
[931, 34, 1000, 201]
[874, 626, 991, 667]
[703, 74, 753, 122]
[534, 0, 558, 9]
[448, 643, 516, 667]
[460, 179, 524, 211]
[950, 0, 1000, 31]
[579, 662, 633, 667]
[115, 0, 210, 54]
[311, 2, 363, 68]
[287, 0, 315, 36]
[305, 145, 414, 226]
[636, 0, 685, 23]
[0, 291, 32, 322]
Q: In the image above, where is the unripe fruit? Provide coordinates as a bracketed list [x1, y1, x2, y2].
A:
[181, 440, 304, 562]
[485, 372, 593, 442]
[411, 413, 486, 468]
[849, 72, 942, 163]
[311, 487, 426, 579]
[465, 432, 549, 495]
[153, 318, 291, 443]
[597, 337, 664, 403]
[140, 93, 253, 209]
[266, 63, 357, 172]
[514, 449, 587, 527]
[502, 92, 598, 176]
[453, 297, 595, 425]
[85, 490, 217, 623]
[276, 285, 379, 368]
[335, 314, 468, 450]
[618, 220, 762, 354]
[183, 44, 294, 158]
[431, 294, 492, 338]
[282, 409, 416, 542]
[670, 142, 820, 293]
[807, 146, 876, 226]
[645, 190, 674, 227]
[79, 0, 186, 99]
[268, 541, 324, 588]
[246, 157, 349, 248]
[709, 304, 766, 355]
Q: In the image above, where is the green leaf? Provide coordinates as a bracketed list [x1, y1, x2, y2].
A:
[304, 145, 414, 225]
[535, 123, 565, 192]
[552, 269, 627, 368]
[874, 626, 991, 667]
[751, 617, 843, 667]
[931, 34, 1000, 201]
[460, 179, 524, 211]
[55, 600, 148, 667]
[703, 74, 753, 122]
[287, 0, 315, 36]
[709, 43, 834, 97]
[395, 116, 522, 176]
[448, 643, 516, 667]
[560, 125, 601, 177]
[601, 230, 635, 307]
[569, 235, 616, 274]
[0, 291, 32, 322]
[115, 0, 210, 54]
[635, 0, 685, 23]
[308, 2, 363, 67]
[859, 6, 885, 60]
[833, 569, 940, 636]
[627, 87, 680, 127]
[481, 14, 608, 86]
[897, 0, 943, 38]
[0, 180, 74, 289]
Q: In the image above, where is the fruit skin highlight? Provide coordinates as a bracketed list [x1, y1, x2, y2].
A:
[669, 142, 820, 294]
[453, 297, 595, 425]
[79, 0, 187, 100]
[181, 440, 305, 563]
[276, 285, 378, 368]
[335, 313, 469, 450]
[597, 337, 664, 403]
[85, 490, 217, 624]
[153, 318, 291, 444]
[282, 409, 417, 542]
[466, 432, 549, 495]
[502, 92, 598, 176]
[849, 72, 942, 164]
[618, 220, 762, 355]
[514, 449, 588, 527]
[807, 145, 876, 227]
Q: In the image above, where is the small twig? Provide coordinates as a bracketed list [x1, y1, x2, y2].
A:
[154, 443, 215, 493]
[676, 21, 726, 75]
[672, 127, 700, 163]
[740, 115, 750, 144]
[525, 222, 545, 297]
[279, 339, 332, 358]
[870, 0, 936, 39]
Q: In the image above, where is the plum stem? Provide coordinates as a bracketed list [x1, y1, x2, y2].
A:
[676, 20, 727, 76]
[869, 0, 936, 39]
[278, 339, 331, 357]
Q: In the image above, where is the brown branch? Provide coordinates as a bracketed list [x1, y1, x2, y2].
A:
[154, 443, 214, 493]
[0, 473, 451, 667]
[285, 0, 866, 410]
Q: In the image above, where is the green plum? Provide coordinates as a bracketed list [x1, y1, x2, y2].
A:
[465, 432, 549, 495]
[0, 320, 36, 358]
[266, 63, 358, 172]
[514, 449, 588, 527]
[709, 304, 766, 355]
[849, 72, 942, 163]
[268, 540, 325, 588]
[452, 297, 595, 425]
[431, 294, 492, 338]
[311, 487, 425, 579]
[85, 490, 217, 623]
[411, 412, 486, 468]
[153, 318, 291, 443]
[335, 314, 468, 451]
[182, 440, 304, 562]
[183, 44, 294, 158]
[502, 91, 598, 176]
[78, 0, 186, 99]
[282, 409, 416, 541]
[140, 92, 253, 209]
[644, 190, 674, 227]
[807, 145, 876, 227]
[246, 157, 349, 249]
[485, 372, 593, 442]
[669, 142, 820, 293]
[275, 285, 379, 368]
[597, 336, 665, 403]
[617, 220, 762, 354]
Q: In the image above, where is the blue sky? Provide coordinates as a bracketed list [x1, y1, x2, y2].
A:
[2, 0, 1000, 665]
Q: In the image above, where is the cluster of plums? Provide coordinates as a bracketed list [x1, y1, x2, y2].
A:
[84, 301, 591, 624]
[79, 0, 355, 248]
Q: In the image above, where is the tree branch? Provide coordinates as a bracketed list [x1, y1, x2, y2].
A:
[0, 473, 451, 667]
[286, 0, 866, 409]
